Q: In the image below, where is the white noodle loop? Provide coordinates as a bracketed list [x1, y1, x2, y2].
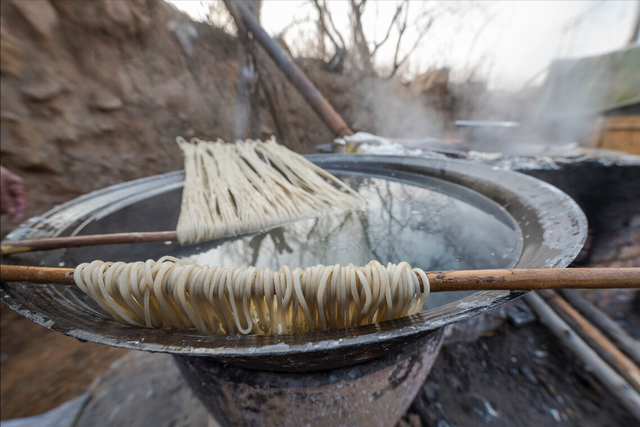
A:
[74, 258, 430, 336]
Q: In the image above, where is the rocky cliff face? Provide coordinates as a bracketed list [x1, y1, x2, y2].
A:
[0, 0, 342, 236]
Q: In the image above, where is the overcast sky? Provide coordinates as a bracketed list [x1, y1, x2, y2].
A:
[169, 0, 638, 90]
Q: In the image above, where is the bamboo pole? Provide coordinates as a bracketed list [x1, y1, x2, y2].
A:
[559, 289, 640, 366]
[1, 231, 178, 255]
[423, 268, 640, 291]
[0, 265, 75, 285]
[540, 289, 640, 393]
[524, 292, 640, 421]
[233, 1, 353, 138]
[1, 265, 638, 293]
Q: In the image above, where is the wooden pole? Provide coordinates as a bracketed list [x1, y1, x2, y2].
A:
[0, 265, 75, 285]
[1, 231, 178, 255]
[559, 289, 640, 366]
[1, 265, 638, 293]
[233, 1, 353, 138]
[524, 291, 640, 421]
[424, 268, 640, 292]
[540, 289, 640, 393]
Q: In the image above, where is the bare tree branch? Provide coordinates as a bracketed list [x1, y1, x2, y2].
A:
[389, 15, 434, 78]
[278, 15, 311, 39]
[313, 0, 339, 50]
[349, 0, 373, 74]
[371, 1, 405, 57]
[358, 0, 367, 14]
[312, 0, 346, 51]
[389, 4, 409, 78]
[309, 0, 441, 77]
[322, 0, 347, 48]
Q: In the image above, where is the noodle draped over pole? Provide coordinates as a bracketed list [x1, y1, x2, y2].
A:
[176, 136, 365, 244]
[74, 257, 430, 336]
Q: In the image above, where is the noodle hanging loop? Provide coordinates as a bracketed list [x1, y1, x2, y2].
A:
[74, 257, 430, 336]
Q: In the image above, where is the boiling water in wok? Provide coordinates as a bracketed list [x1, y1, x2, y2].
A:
[61, 171, 522, 311]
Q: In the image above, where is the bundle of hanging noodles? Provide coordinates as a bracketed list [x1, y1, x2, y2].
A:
[176, 136, 365, 244]
[72, 138, 417, 335]
[74, 257, 430, 336]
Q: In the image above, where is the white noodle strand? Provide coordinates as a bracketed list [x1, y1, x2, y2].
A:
[176, 137, 365, 244]
[74, 258, 430, 336]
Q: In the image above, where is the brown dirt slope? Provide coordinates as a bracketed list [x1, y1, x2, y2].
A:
[0, 0, 348, 238]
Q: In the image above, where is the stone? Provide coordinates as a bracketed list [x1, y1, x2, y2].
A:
[519, 363, 539, 385]
[11, 0, 58, 41]
[95, 116, 116, 133]
[534, 349, 549, 358]
[0, 81, 29, 118]
[168, 21, 198, 56]
[6, 120, 63, 174]
[103, 0, 150, 36]
[104, 0, 135, 32]
[0, 111, 22, 122]
[619, 244, 640, 260]
[0, 19, 22, 75]
[90, 91, 124, 112]
[408, 413, 422, 427]
[506, 299, 537, 327]
[443, 306, 508, 345]
[448, 376, 464, 392]
[457, 392, 500, 423]
[423, 381, 440, 401]
[260, 123, 276, 136]
[38, 120, 79, 143]
[153, 77, 186, 107]
[21, 80, 64, 102]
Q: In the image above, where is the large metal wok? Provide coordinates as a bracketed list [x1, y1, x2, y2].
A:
[0, 155, 587, 372]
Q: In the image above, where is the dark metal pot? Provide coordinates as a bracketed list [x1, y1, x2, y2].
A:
[1, 155, 586, 371]
[1, 154, 586, 427]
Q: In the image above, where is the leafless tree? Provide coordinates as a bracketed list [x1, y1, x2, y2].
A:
[205, 0, 236, 35]
[313, 0, 348, 72]
[387, 3, 434, 78]
[310, 0, 436, 78]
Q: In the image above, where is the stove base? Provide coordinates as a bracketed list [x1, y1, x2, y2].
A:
[175, 328, 444, 427]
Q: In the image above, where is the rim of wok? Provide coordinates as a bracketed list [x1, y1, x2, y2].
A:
[0, 154, 587, 366]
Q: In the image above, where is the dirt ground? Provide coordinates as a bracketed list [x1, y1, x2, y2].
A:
[2, 253, 638, 426]
[1, 187, 639, 425]
[2, 289, 638, 425]
[0, 302, 127, 420]
[405, 319, 638, 427]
